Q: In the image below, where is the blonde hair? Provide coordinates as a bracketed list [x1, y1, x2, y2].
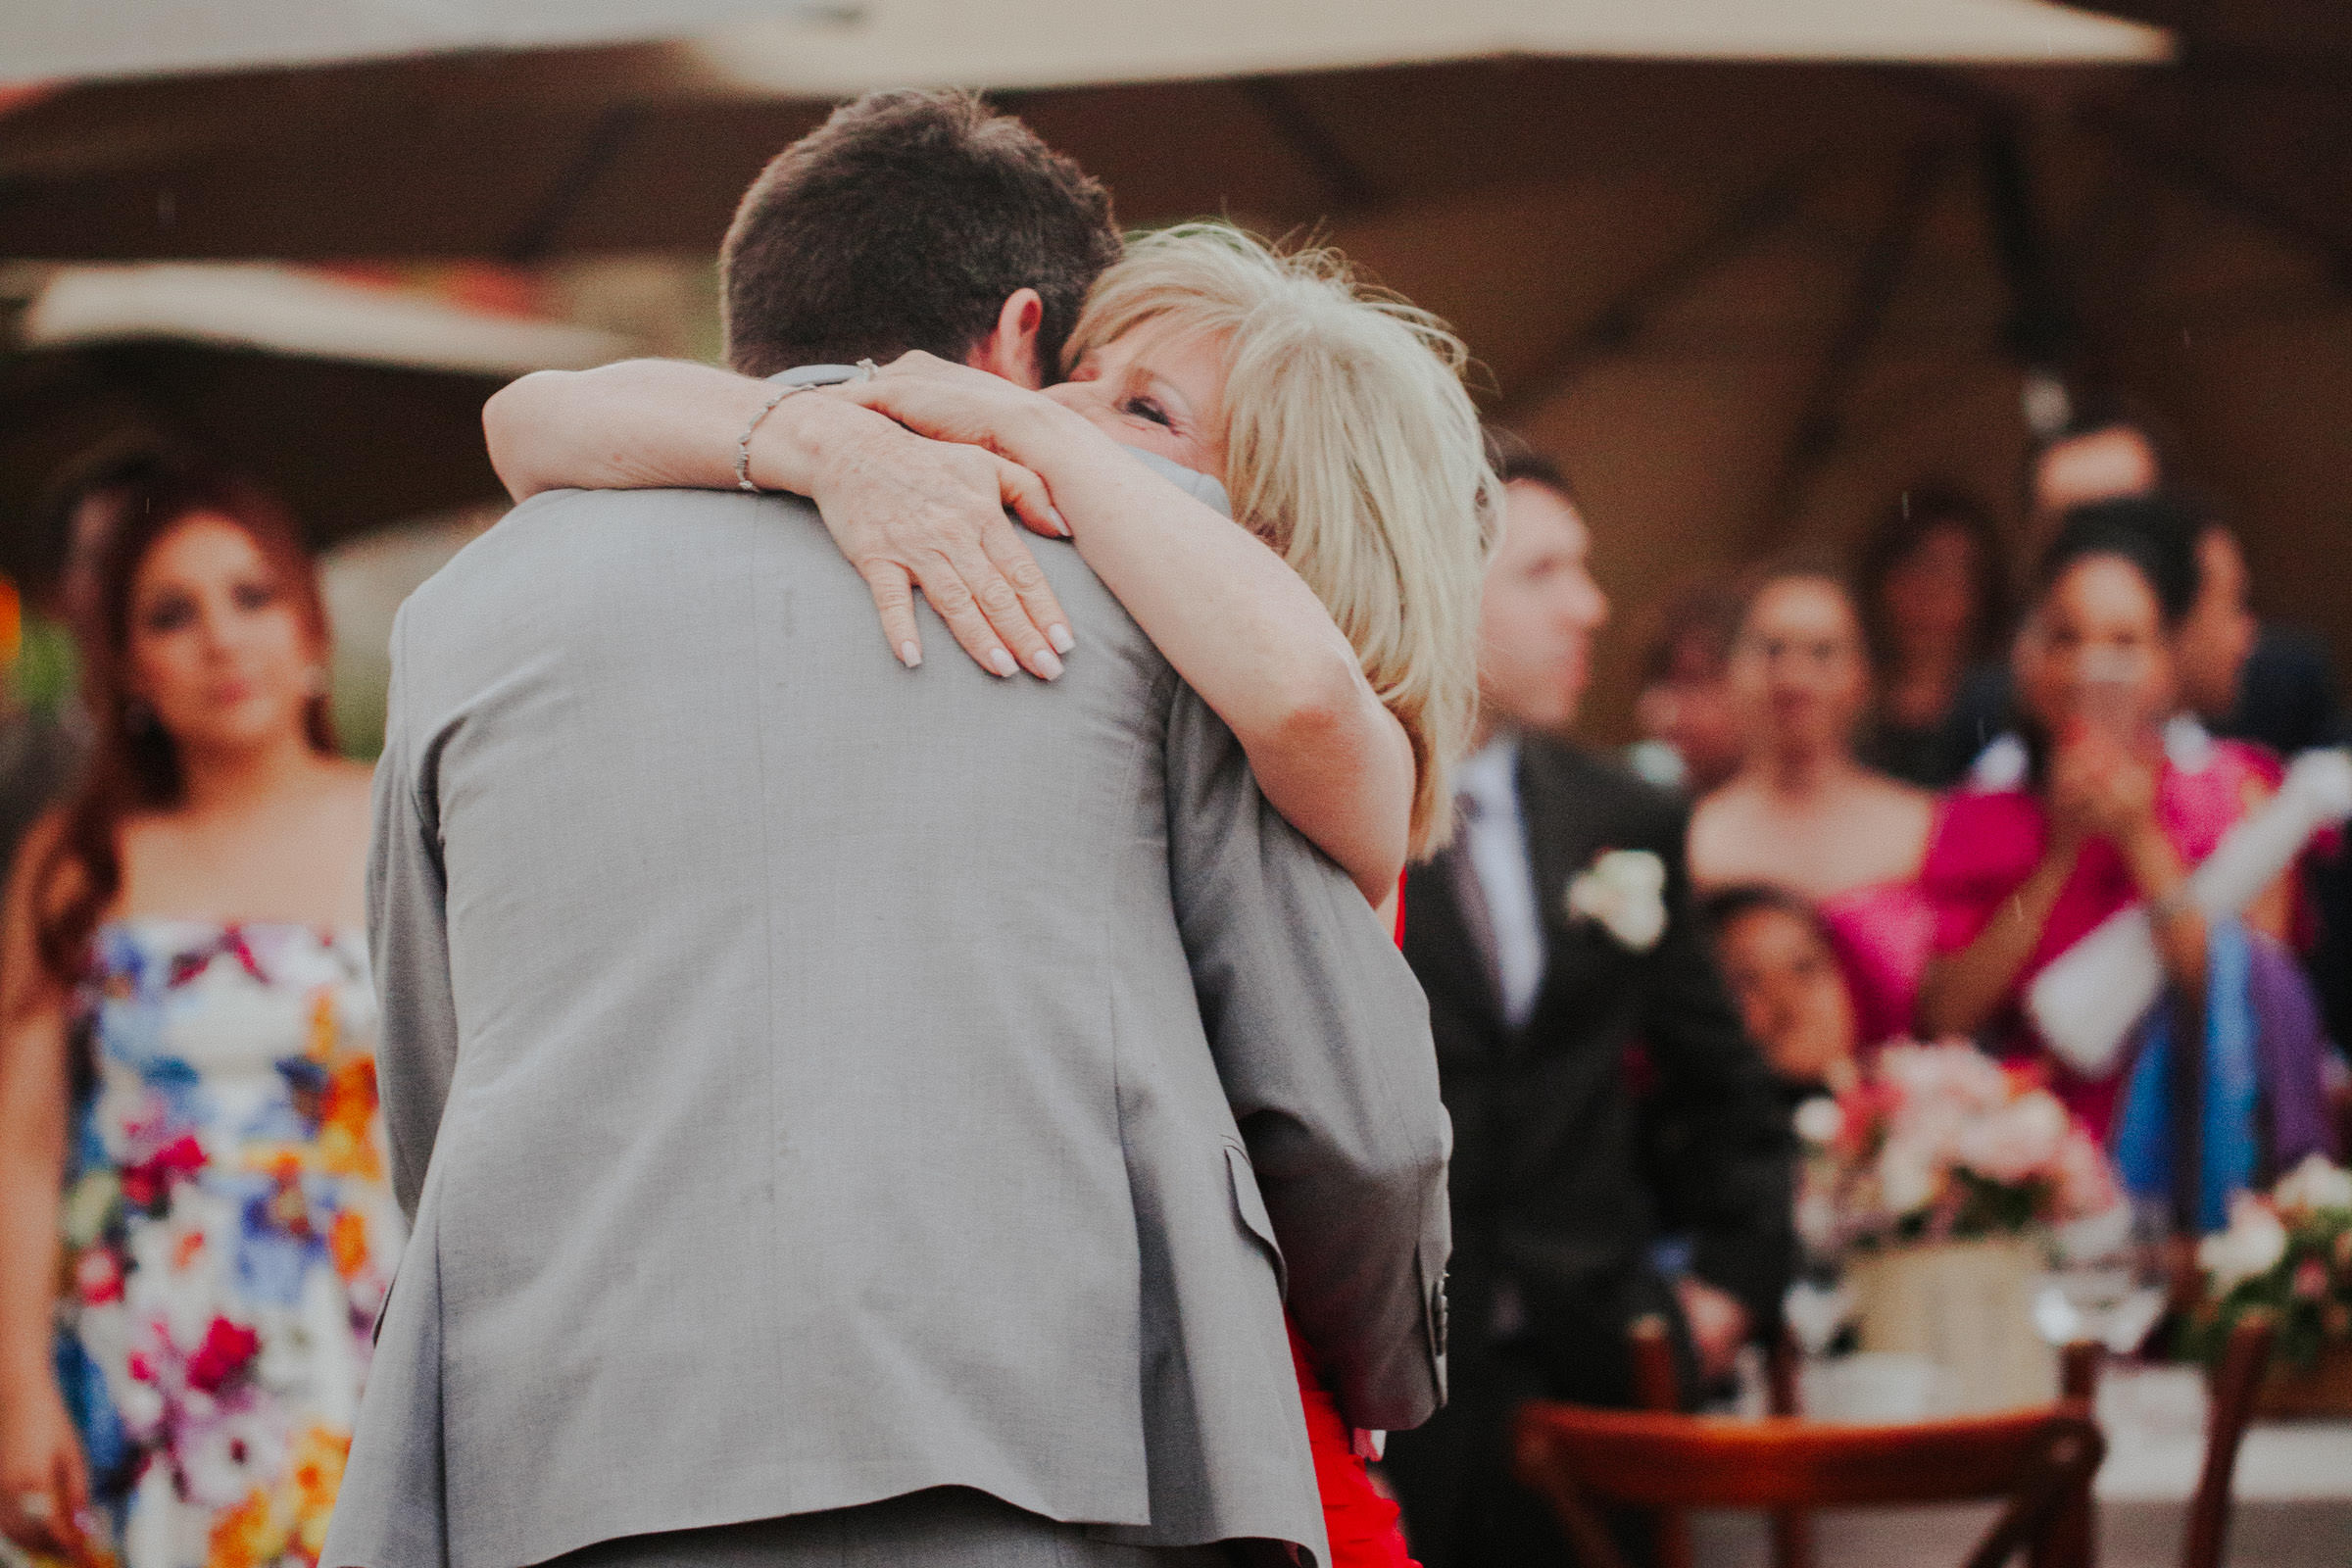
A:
[1066, 223, 1497, 857]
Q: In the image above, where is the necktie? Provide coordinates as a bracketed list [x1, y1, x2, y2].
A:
[1444, 793, 1507, 1018]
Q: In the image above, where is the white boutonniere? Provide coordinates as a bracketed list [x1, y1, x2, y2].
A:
[1564, 849, 1668, 953]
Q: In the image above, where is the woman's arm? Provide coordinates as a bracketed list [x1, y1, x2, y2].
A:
[1918, 834, 2081, 1040]
[485, 357, 1416, 896]
[483, 361, 1073, 681]
[1027, 411, 1411, 902]
[0, 816, 92, 1557]
[835, 363, 1415, 902]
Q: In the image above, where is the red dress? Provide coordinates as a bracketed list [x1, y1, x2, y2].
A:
[1278, 879, 1420, 1568]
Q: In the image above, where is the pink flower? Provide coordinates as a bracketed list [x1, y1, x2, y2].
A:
[184, 1316, 261, 1395]
[2294, 1258, 2330, 1300]
[1954, 1092, 2069, 1185]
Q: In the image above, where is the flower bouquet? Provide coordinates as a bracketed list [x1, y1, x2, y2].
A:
[1795, 1043, 2124, 1411]
[2186, 1155, 2352, 1415]
[1794, 1043, 2121, 1255]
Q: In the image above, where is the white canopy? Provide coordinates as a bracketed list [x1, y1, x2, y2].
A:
[21, 264, 634, 373]
[6, 0, 2170, 87]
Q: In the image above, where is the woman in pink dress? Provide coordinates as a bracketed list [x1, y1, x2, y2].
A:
[1687, 563, 1937, 1049]
[1917, 500, 2294, 1136]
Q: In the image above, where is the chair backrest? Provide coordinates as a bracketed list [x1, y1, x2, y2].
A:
[1514, 1401, 2105, 1568]
[1623, 1315, 1810, 1568]
[2182, 1313, 2278, 1568]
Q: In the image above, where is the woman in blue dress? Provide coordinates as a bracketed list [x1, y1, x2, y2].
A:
[0, 456, 392, 1568]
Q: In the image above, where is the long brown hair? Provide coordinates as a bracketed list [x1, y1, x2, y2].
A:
[30, 456, 333, 988]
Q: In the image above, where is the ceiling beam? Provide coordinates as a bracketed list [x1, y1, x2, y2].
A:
[1237, 77, 1383, 217]
[1743, 140, 1948, 552]
[1495, 159, 1817, 420]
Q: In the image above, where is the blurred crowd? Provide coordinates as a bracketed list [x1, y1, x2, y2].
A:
[1629, 415, 2346, 1113]
[0, 406, 2344, 1568]
[1382, 414, 2347, 1563]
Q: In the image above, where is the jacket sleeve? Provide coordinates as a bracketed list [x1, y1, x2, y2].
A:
[1163, 681, 1452, 1431]
[369, 607, 461, 1224]
[1637, 796, 1797, 1330]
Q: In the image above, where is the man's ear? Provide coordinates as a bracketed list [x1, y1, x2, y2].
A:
[964, 289, 1047, 388]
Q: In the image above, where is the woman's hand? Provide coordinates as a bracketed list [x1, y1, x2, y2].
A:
[798, 401, 1075, 679]
[824, 352, 1075, 466]
[2047, 729, 2159, 848]
[0, 1375, 91, 1561]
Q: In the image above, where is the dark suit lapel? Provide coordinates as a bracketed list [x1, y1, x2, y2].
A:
[1516, 745, 1611, 1009]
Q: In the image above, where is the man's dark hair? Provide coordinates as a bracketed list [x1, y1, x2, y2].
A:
[720, 90, 1121, 378]
[1483, 426, 1576, 504]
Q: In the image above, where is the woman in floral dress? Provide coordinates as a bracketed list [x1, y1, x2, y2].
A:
[0, 455, 392, 1568]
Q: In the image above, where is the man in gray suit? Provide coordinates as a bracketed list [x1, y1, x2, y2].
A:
[323, 92, 1448, 1568]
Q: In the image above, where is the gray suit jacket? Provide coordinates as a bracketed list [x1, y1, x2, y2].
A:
[323, 471, 1449, 1568]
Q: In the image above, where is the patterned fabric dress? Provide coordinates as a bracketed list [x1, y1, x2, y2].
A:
[52, 921, 402, 1568]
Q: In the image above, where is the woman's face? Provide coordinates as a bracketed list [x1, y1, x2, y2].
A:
[1714, 905, 1858, 1086]
[1880, 521, 1982, 655]
[1635, 636, 1743, 796]
[1051, 323, 1230, 484]
[125, 514, 322, 759]
[2019, 555, 2177, 744]
[1729, 576, 1870, 761]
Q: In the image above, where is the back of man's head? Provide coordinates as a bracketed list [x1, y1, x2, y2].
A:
[720, 89, 1121, 378]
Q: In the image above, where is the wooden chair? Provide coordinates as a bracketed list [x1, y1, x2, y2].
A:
[1626, 1316, 1806, 1567]
[1519, 1374, 2105, 1568]
[2181, 1313, 2278, 1568]
[1623, 1320, 2100, 1568]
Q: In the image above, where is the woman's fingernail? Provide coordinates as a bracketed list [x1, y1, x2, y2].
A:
[1034, 649, 1064, 680]
[1050, 507, 1072, 538]
[898, 641, 922, 668]
[989, 648, 1018, 678]
[1048, 624, 1076, 655]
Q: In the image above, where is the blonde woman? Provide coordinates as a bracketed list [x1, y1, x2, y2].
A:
[486, 221, 1493, 1567]
[487, 223, 1493, 920]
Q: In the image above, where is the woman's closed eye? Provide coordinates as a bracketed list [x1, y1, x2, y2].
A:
[1121, 395, 1175, 430]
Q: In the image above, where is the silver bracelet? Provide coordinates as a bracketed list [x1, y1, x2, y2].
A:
[735, 381, 817, 492]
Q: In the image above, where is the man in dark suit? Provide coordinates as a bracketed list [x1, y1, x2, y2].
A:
[1383, 437, 1795, 1567]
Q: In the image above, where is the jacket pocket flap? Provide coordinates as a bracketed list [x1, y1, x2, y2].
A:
[1223, 1141, 1288, 1299]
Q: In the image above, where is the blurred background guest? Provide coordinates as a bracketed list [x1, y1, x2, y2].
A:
[1688, 562, 1937, 1049]
[2030, 410, 2165, 526]
[1701, 884, 1863, 1103]
[1915, 498, 2324, 1191]
[2184, 514, 2341, 761]
[1853, 483, 2012, 789]
[2028, 412, 2335, 760]
[1626, 576, 1746, 797]
[1385, 433, 1792, 1568]
[0, 456, 395, 1567]
[0, 446, 172, 893]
